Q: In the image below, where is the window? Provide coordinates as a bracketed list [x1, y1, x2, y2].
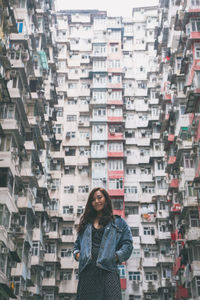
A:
[141, 185, 155, 194]
[79, 131, 90, 139]
[157, 161, 165, 170]
[63, 206, 74, 214]
[191, 19, 200, 32]
[79, 147, 90, 156]
[162, 268, 171, 279]
[92, 142, 105, 152]
[61, 248, 72, 257]
[191, 0, 200, 5]
[129, 271, 140, 281]
[159, 221, 169, 232]
[65, 148, 76, 156]
[60, 270, 72, 280]
[140, 149, 150, 156]
[109, 178, 123, 190]
[64, 166, 75, 175]
[126, 167, 136, 175]
[0, 104, 15, 119]
[195, 43, 200, 59]
[145, 271, 157, 281]
[45, 244, 56, 254]
[190, 210, 199, 227]
[93, 108, 106, 117]
[108, 159, 123, 170]
[125, 206, 139, 215]
[144, 248, 158, 258]
[32, 242, 39, 256]
[131, 227, 139, 237]
[75, 270, 79, 280]
[44, 293, 54, 300]
[67, 115, 77, 122]
[184, 155, 194, 168]
[93, 125, 106, 134]
[144, 227, 155, 235]
[112, 199, 123, 210]
[55, 107, 63, 117]
[64, 185, 74, 194]
[62, 227, 73, 235]
[53, 124, 62, 134]
[78, 185, 89, 193]
[108, 142, 123, 152]
[44, 265, 55, 278]
[66, 131, 75, 138]
[68, 99, 77, 105]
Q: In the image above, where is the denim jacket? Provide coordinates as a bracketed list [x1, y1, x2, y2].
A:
[73, 216, 133, 273]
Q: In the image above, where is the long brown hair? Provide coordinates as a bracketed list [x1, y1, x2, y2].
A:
[77, 187, 114, 233]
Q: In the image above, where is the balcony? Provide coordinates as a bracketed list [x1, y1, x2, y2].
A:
[185, 227, 200, 241]
[31, 254, 44, 267]
[60, 257, 78, 269]
[142, 257, 158, 267]
[185, 0, 200, 12]
[42, 278, 56, 287]
[107, 151, 124, 158]
[108, 132, 124, 140]
[0, 187, 18, 214]
[59, 280, 77, 294]
[108, 189, 124, 197]
[43, 253, 60, 263]
[107, 116, 123, 123]
[156, 231, 171, 240]
[183, 195, 198, 207]
[191, 261, 200, 277]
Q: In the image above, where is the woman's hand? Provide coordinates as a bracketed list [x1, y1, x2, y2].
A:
[76, 252, 80, 261]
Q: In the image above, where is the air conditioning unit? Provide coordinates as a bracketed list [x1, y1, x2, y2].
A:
[51, 218, 57, 223]
[78, 166, 83, 170]
[101, 160, 105, 164]
[66, 132, 71, 138]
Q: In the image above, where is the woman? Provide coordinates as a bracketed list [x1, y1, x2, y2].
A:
[73, 187, 133, 300]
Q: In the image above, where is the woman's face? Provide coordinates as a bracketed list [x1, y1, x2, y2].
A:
[91, 190, 106, 213]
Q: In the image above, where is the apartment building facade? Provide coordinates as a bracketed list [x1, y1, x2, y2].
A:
[0, 0, 200, 300]
[155, 0, 200, 299]
[0, 0, 58, 299]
